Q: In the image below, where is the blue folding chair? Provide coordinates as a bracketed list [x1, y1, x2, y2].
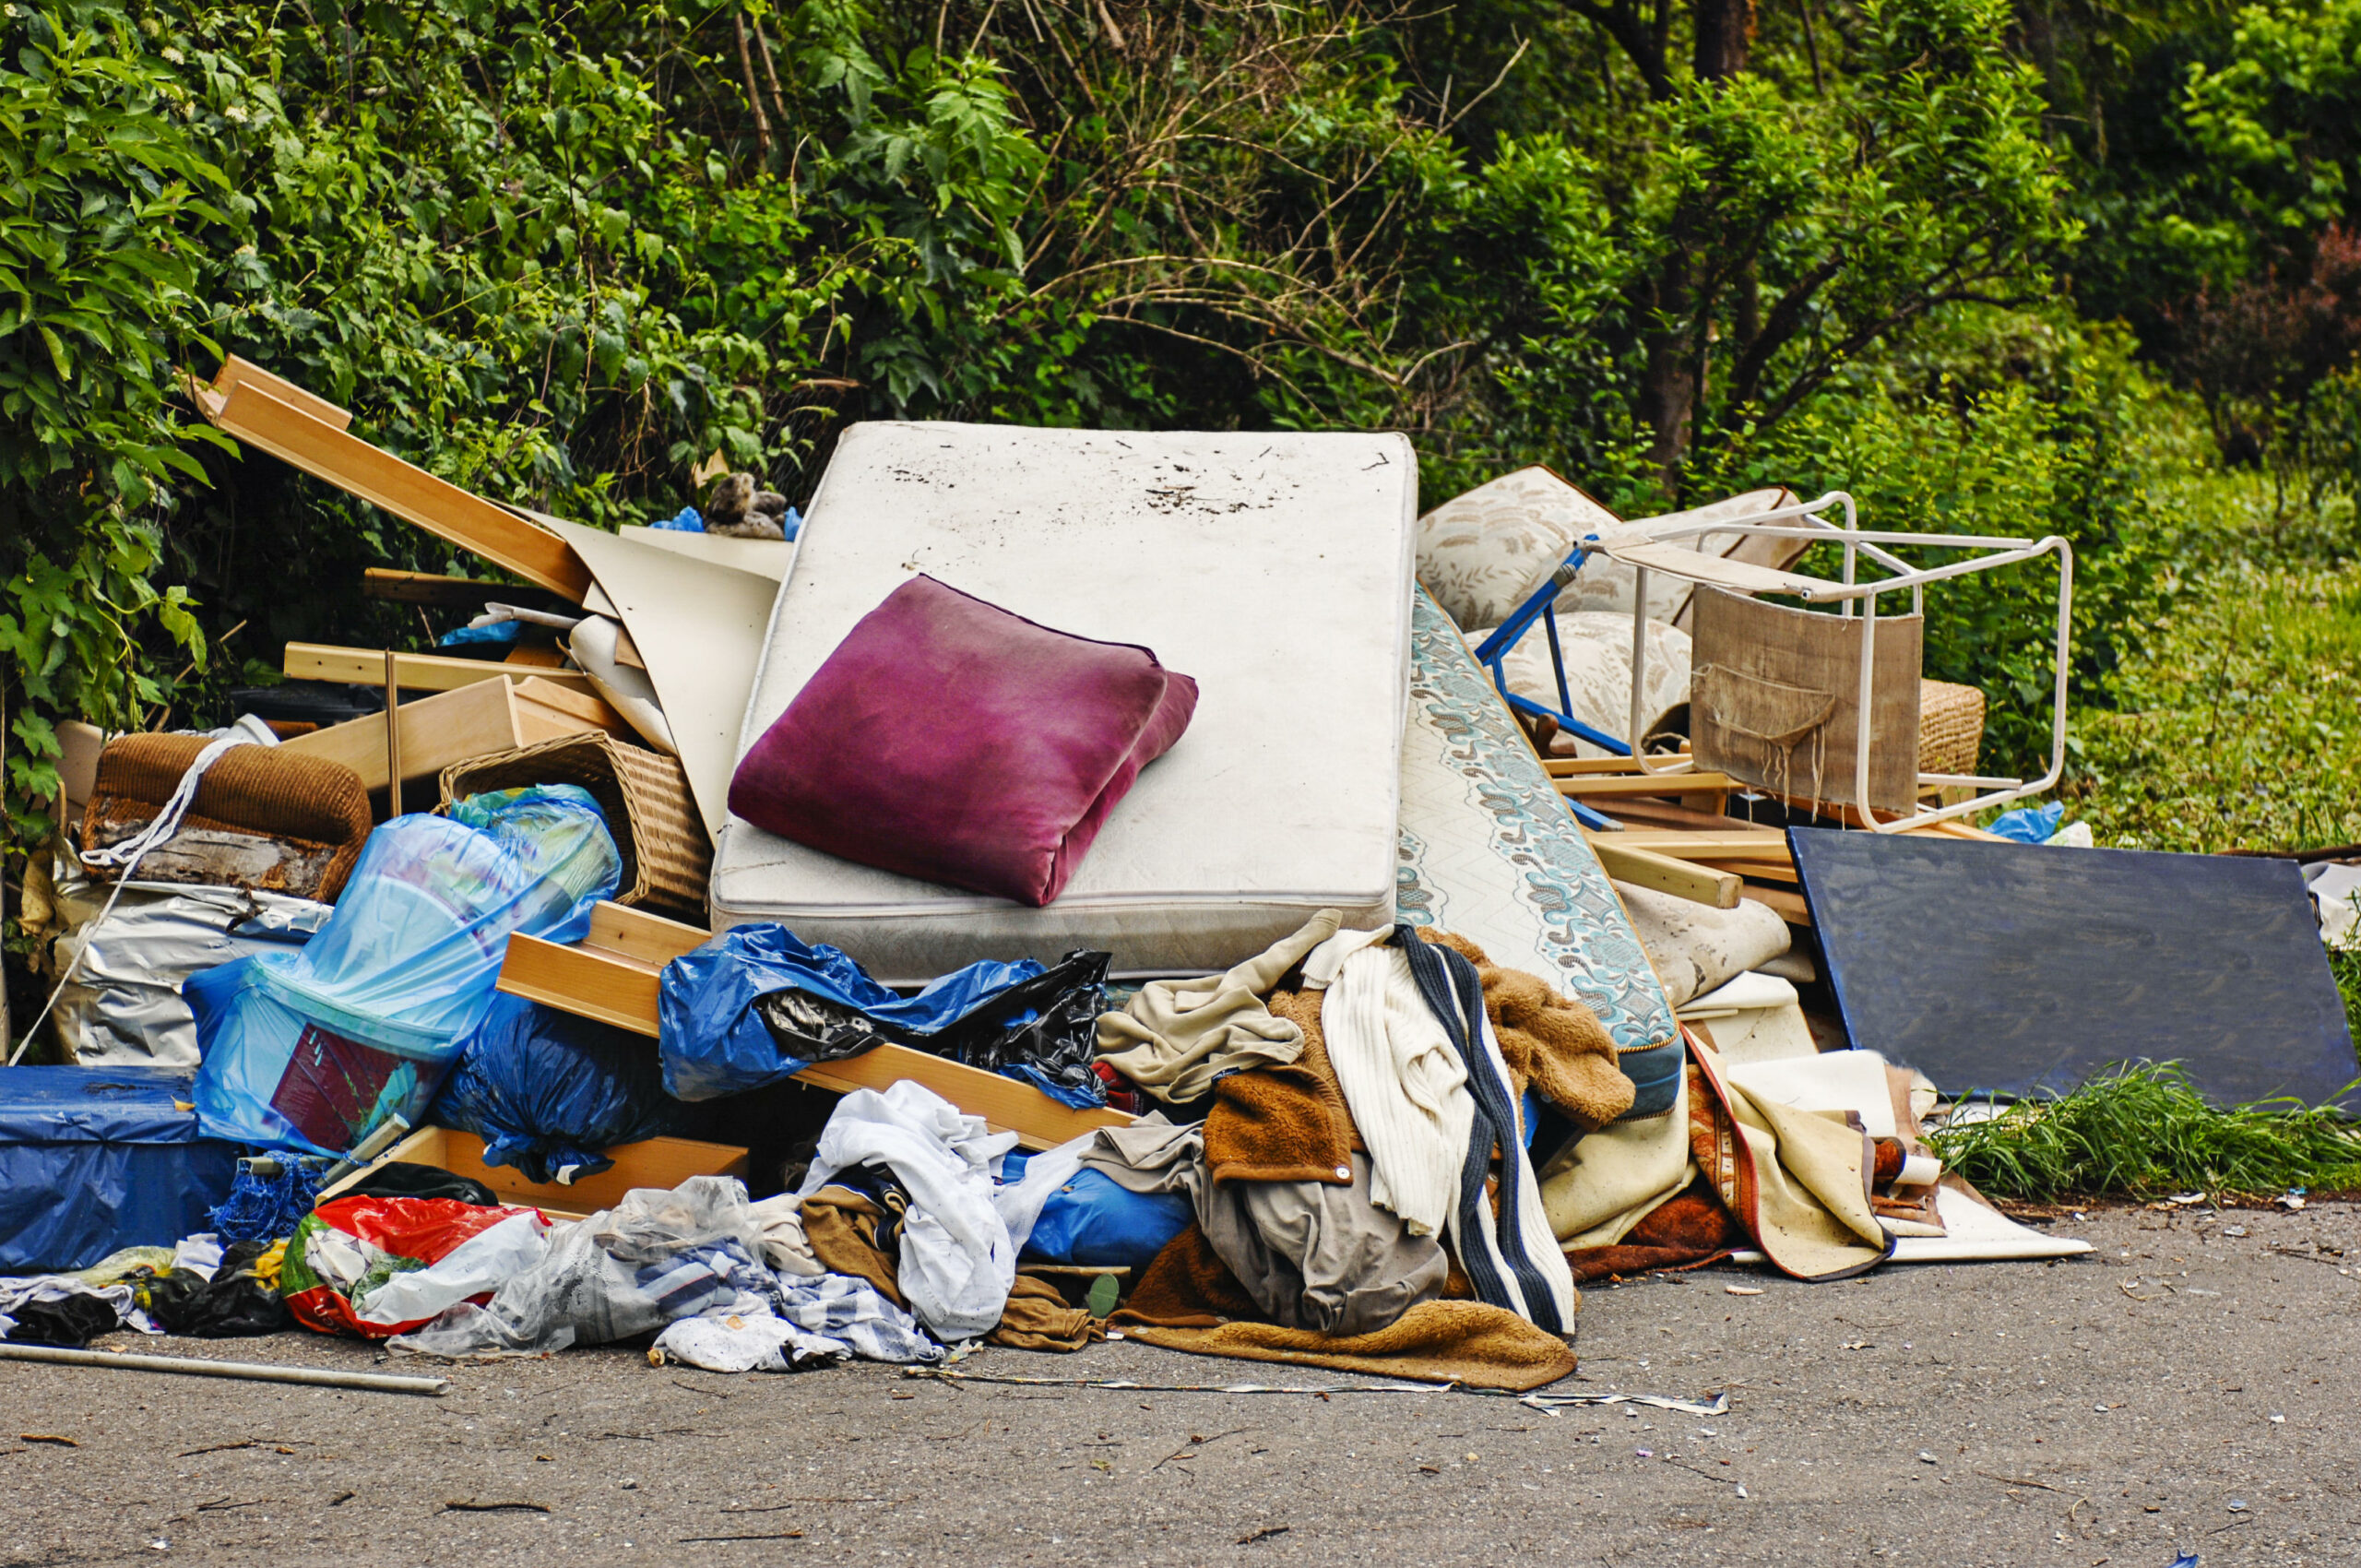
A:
[1470, 538, 1626, 829]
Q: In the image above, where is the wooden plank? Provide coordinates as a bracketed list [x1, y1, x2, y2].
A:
[1594, 798, 1761, 833]
[502, 644, 568, 669]
[276, 678, 522, 793]
[1590, 839, 1741, 909]
[318, 1124, 748, 1220]
[1553, 771, 1736, 798]
[1739, 884, 1811, 925]
[201, 379, 593, 600]
[211, 354, 350, 430]
[498, 930, 665, 1035]
[1558, 772, 1729, 816]
[284, 642, 593, 696]
[1692, 856, 1799, 886]
[362, 567, 576, 615]
[1542, 750, 1691, 778]
[1590, 831, 1791, 861]
[363, 567, 492, 608]
[512, 677, 635, 744]
[497, 916, 1138, 1150]
[584, 900, 706, 967]
[789, 1049, 1136, 1149]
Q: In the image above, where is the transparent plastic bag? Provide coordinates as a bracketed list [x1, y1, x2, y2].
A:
[392, 1176, 775, 1358]
[189, 790, 620, 1155]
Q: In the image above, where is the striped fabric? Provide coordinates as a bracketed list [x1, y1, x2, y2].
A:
[770, 1269, 943, 1364]
[1395, 928, 1579, 1335]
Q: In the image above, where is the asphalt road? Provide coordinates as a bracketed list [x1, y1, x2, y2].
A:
[1, 1203, 2353, 1567]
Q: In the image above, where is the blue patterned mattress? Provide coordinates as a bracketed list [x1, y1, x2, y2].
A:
[1396, 589, 1684, 1116]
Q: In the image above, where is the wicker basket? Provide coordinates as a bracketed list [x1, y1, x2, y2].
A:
[1917, 680, 1986, 777]
[439, 731, 710, 920]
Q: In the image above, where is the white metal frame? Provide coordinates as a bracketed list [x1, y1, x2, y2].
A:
[1604, 491, 2073, 832]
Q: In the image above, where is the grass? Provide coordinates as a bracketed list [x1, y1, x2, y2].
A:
[1929, 1062, 2361, 1203]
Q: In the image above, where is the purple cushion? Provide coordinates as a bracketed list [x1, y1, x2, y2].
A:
[729, 575, 1198, 907]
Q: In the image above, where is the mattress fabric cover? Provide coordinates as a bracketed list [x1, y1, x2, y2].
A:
[1394, 589, 1683, 1115]
[711, 422, 1418, 981]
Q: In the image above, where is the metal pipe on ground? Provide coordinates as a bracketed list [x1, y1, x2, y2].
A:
[0, 1344, 450, 1396]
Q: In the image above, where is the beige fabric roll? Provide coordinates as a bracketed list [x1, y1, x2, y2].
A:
[1541, 1068, 1696, 1247]
[1612, 883, 1792, 1008]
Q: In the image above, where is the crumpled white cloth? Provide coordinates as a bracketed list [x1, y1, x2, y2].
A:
[796, 1080, 1020, 1340]
[652, 1272, 943, 1372]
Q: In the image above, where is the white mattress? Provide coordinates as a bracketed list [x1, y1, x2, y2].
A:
[710, 421, 1417, 981]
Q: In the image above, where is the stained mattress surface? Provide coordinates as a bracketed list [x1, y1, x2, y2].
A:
[710, 421, 1418, 981]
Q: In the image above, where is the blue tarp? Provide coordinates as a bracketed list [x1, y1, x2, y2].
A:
[656, 923, 1044, 1100]
[0, 1067, 243, 1273]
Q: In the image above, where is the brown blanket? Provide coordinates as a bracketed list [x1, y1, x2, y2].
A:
[1203, 983, 1359, 1185]
[1112, 1225, 1574, 1393]
[1563, 1181, 1743, 1282]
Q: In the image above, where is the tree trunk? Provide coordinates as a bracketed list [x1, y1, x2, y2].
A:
[1692, 0, 1753, 80]
[1639, 254, 1699, 495]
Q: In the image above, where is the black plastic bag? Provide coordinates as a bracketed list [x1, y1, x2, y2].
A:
[3, 1292, 123, 1347]
[342, 1161, 500, 1206]
[757, 950, 1111, 1109]
[138, 1241, 292, 1338]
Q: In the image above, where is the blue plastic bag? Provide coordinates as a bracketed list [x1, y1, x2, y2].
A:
[189, 789, 620, 1156]
[656, 923, 1045, 1100]
[1987, 802, 2065, 844]
[431, 992, 699, 1183]
[1003, 1154, 1192, 1269]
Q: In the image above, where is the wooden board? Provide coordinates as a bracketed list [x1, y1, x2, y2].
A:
[1591, 830, 1790, 862]
[209, 355, 350, 429]
[496, 903, 1138, 1151]
[511, 677, 636, 744]
[1543, 752, 1692, 778]
[362, 568, 579, 616]
[1789, 826, 2359, 1107]
[276, 679, 528, 794]
[284, 642, 592, 696]
[1739, 885, 1810, 925]
[1557, 772, 1730, 816]
[1693, 856, 1799, 885]
[317, 1124, 748, 1222]
[195, 374, 593, 601]
[1588, 839, 1741, 909]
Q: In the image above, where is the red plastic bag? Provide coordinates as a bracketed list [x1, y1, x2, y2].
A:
[281, 1194, 549, 1337]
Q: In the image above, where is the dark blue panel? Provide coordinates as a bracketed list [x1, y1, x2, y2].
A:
[1788, 827, 2359, 1108]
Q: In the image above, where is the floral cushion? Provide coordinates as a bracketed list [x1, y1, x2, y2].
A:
[1414, 467, 1616, 632]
